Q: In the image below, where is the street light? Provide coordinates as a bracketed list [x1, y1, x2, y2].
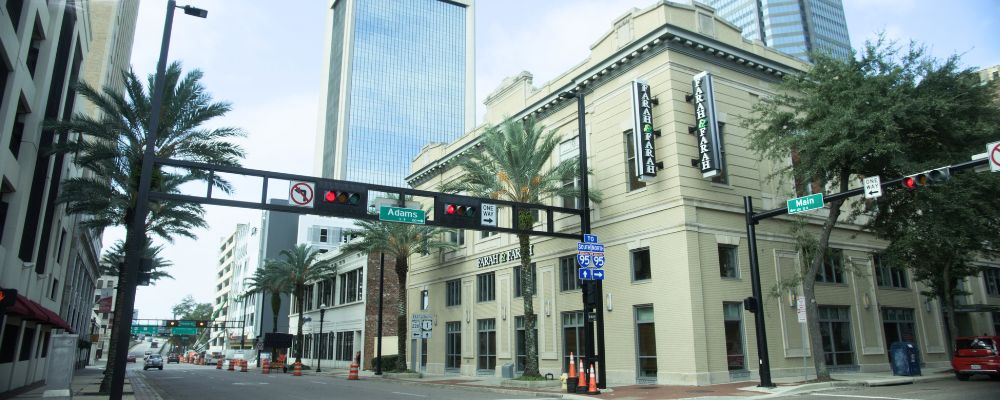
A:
[317, 305, 326, 373]
[110, 2, 206, 398]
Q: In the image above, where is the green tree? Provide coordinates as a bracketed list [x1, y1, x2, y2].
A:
[167, 296, 212, 350]
[744, 37, 1000, 379]
[264, 244, 337, 364]
[241, 264, 292, 334]
[439, 117, 600, 377]
[100, 239, 174, 283]
[339, 211, 457, 372]
[48, 62, 245, 391]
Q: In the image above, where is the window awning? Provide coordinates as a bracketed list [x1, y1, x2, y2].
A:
[4, 293, 75, 333]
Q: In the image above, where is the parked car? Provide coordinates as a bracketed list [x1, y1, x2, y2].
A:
[144, 354, 163, 371]
[127, 354, 137, 363]
[167, 354, 180, 364]
[952, 336, 1000, 380]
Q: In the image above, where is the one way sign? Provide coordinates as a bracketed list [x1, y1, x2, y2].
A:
[862, 176, 882, 199]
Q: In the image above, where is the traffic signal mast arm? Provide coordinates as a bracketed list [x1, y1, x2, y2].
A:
[150, 158, 583, 239]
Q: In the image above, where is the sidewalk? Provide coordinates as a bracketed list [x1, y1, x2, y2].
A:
[5, 362, 162, 400]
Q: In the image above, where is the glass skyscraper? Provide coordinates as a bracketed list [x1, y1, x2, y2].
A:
[315, 0, 475, 187]
[702, 0, 851, 62]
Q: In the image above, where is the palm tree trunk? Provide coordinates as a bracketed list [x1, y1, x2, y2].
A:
[517, 211, 540, 377]
[294, 284, 305, 364]
[270, 291, 280, 333]
[395, 256, 409, 372]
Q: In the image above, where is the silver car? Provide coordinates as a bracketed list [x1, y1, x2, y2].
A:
[144, 354, 163, 370]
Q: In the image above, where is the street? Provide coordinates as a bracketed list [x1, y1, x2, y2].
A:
[131, 362, 551, 400]
[778, 377, 1000, 400]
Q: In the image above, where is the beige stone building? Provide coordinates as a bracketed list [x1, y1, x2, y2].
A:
[403, 1, 1000, 386]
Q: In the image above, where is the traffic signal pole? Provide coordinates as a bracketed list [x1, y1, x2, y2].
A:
[743, 156, 988, 388]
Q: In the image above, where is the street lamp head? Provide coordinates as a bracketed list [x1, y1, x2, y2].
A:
[558, 91, 574, 99]
[181, 5, 208, 18]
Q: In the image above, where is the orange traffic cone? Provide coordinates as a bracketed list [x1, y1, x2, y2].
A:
[576, 359, 587, 393]
[293, 362, 302, 376]
[227, 359, 235, 371]
[567, 352, 576, 393]
[216, 359, 223, 369]
[348, 351, 360, 380]
[587, 363, 600, 395]
[240, 359, 248, 372]
[262, 359, 270, 374]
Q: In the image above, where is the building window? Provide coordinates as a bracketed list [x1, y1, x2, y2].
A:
[480, 230, 496, 239]
[711, 123, 728, 184]
[49, 278, 58, 300]
[477, 318, 496, 372]
[19, 327, 35, 361]
[632, 248, 651, 281]
[624, 130, 646, 191]
[477, 272, 495, 302]
[421, 338, 428, 368]
[723, 302, 745, 371]
[0, 200, 9, 243]
[321, 278, 335, 306]
[562, 311, 584, 372]
[635, 306, 657, 380]
[338, 269, 363, 304]
[719, 244, 739, 278]
[335, 331, 354, 361]
[513, 263, 536, 297]
[26, 19, 43, 79]
[319, 228, 328, 243]
[560, 256, 581, 291]
[514, 316, 534, 372]
[0, 323, 19, 363]
[992, 312, 1000, 335]
[559, 138, 580, 208]
[420, 290, 429, 310]
[874, 254, 907, 289]
[448, 229, 465, 246]
[983, 268, 1000, 296]
[445, 321, 461, 370]
[6, 0, 23, 32]
[816, 249, 844, 284]
[8, 102, 28, 159]
[818, 306, 854, 366]
[446, 279, 461, 306]
[882, 307, 916, 346]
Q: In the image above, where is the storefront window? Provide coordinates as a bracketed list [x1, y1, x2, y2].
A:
[819, 306, 854, 366]
[635, 306, 657, 380]
[723, 302, 745, 370]
[446, 322, 461, 370]
[562, 311, 584, 372]
[477, 318, 496, 372]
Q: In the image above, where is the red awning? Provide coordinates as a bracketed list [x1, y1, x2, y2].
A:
[4, 294, 75, 333]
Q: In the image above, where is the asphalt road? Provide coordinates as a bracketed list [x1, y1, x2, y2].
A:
[779, 376, 1000, 400]
[130, 362, 552, 400]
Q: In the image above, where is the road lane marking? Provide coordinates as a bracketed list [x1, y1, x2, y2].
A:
[232, 382, 269, 385]
[811, 394, 919, 400]
[391, 392, 427, 397]
[309, 381, 327, 384]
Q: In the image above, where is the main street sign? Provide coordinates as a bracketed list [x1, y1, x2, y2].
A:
[786, 193, 824, 215]
[379, 206, 426, 225]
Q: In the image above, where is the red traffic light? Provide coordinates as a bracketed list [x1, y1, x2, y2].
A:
[324, 191, 360, 205]
[902, 176, 917, 189]
[444, 204, 475, 218]
[446, 204, 457, 215]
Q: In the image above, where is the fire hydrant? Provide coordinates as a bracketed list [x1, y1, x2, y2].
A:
[560, 373, 568, 390]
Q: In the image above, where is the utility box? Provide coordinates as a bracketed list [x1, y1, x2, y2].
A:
[501, 363, 515, 379]
[889, 341, 921, 376]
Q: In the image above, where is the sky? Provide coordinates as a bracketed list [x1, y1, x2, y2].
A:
[115, 0, 1000, 320]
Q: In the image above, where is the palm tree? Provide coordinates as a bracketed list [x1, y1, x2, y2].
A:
[240, 264, 292, 334]
[440, 117, 600, 377]
[47, 62, 245, 391]
[339, 213, 457, 372]
[99, 239, 174, 283]
[265, 244, 338, 364]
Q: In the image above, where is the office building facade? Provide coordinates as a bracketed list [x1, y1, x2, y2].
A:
[701, 0, 851, 62]
[403, 1, 999, 386]
[314, 0, 475, 187]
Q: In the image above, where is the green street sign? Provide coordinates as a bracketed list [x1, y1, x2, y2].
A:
[131, 325, 159, 335]
[178, 320, 196, 327]
[787, 193, 824, 214]
[379, 206, 425, 225]
[171, 327, 197, 335]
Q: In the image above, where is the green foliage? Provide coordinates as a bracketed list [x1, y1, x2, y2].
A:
[263, 244, 337, 363]
[371, 355, 400, 372]
[100, 239, 174, 283]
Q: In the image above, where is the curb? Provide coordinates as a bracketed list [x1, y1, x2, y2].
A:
[757, 374, 954, 397]
[376, 376, 571, 398]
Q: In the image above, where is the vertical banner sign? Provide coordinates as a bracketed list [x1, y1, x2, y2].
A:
[631, 80, 658, 181]
[692, 71, 723, 178]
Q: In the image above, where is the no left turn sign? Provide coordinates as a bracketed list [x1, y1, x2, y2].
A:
[989, 141, 1000, 172]
[288, 181, 315, 208]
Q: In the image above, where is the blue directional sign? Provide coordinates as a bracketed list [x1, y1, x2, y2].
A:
[578, 268, 593, 280]
[592, 270, 605, 280]
[592, 254, 605, 269]
[576, 253, 591, 267]
[577, 243, 605, 252]
[583, 234, 598, 243]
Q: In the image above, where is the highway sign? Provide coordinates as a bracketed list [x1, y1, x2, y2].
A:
[131, 325, 159, 335]
[862, 176, 882, 199]
[592, 254, 605, 269]
[171, 327, 197, 335]
[989, 141, 1000, 172]
[411, 314, 433, 339]
[583, 234, 598, 243]
[379, 206, 426, 225]
[288, 181, 315, 208]
[786, 193, 824, 215]
[481, 203, 497, 227]
[592, 270, 605, 280]
[178, 320, 196, 327]
[577, 243, 605, 252]
[578, 268, 593, 280]
[576, 253, 591, 267]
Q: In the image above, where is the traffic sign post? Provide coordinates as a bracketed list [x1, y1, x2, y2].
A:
[171, 327, 197, 335]
[578, 268, 593, 280]
[583, 234, 598, 243]
[577, 243, 604, 252]
[989, 141, 1000, 172]
[592, 270, 605, 280]
[288, 181, 315, 208]
[576, 253, 591, 268]
[481, 203, 497, 227]
[862, 176, 882, 199]
[592, 254, 605, 269]
[379, 206, 426, 225]
[786, 193, 824, 214]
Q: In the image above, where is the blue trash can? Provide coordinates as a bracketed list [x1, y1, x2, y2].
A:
[889, 341, 921, 376]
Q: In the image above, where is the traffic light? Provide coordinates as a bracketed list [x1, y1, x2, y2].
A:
[195, 320, 208, 328]
[315, 181, 368, 217]
[166, 320, 179, 327]
[743, 296, 757, 313]
[436, 195, 481, 228]
[901, 167, 950, 189]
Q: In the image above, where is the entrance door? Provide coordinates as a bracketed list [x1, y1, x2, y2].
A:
[882, 308, 916, 362]
[561, 311, 584, 372]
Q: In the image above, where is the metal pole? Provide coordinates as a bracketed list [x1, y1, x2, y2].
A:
[241, 297, 247, 355]
[574, 91, 605, 388]
[744, 196, 774, 388]
[110, 2, 176, 398]
[317, 308, 324, 373]
[375, 252, 385, 375]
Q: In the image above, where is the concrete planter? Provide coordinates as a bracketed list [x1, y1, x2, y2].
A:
[383, 372, 422, 379]
[500, 378, 561, 389]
